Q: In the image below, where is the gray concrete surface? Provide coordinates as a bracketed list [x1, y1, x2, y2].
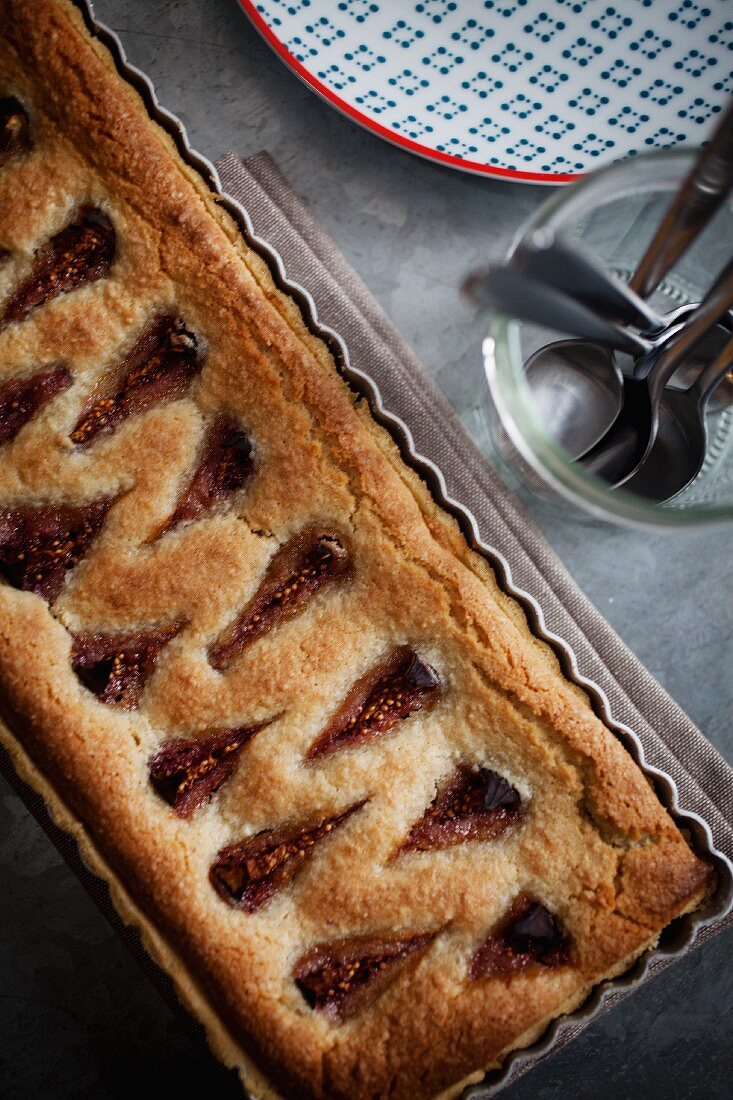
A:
[1, 2, 732, 1097]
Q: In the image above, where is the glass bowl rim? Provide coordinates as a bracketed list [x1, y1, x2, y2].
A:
[483, 146, 733, 529]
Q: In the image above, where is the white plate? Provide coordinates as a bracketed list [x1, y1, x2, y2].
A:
[238, 0, 732, 184]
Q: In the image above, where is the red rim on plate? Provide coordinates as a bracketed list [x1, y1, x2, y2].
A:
[237, 0, 580, 185]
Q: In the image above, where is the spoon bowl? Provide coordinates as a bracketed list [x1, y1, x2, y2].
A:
[620, 332, 733, 501]
[583, 255, 733, 487]
[579, 320, 733, 483]
[523, 341, 626, 461]
[618, 387, 709, 501]
[521, 310, 733, 461]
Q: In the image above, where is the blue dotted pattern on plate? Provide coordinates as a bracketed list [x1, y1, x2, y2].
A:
[252, 0, 732, 176]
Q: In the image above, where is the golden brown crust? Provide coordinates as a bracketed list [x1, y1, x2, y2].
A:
[0, 3, 713, 1098]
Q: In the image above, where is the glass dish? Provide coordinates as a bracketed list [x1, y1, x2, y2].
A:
[480, 149, 733, 527]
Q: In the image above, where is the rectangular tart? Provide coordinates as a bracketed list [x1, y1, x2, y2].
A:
[0, 3, 714, 1097]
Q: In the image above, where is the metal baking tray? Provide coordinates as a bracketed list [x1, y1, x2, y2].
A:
[8, 2, 729, 1096]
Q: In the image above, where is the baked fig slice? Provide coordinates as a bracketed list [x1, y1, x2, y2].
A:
[470, 897, 570, 980]
[71, 314, 202, 447]
[0, 497, 112, 601]
[209, 528, 350, 671]
[307, 646, 439, 760]
[158, 415, 253, 536]
[1, 207, 115, 329]
[295, 931, 435, 1021]
[397, 765, 521, 855]
[0, 365, 72, 446]
[210, 800, 365, 913]
[149, 722, 269, 817]
[71, 623, 182, 709]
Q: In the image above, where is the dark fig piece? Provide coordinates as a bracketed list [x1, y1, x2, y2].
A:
[71, 315, 202, 447]
[482, 770, 521, 811]
[159, 415, 253, 535]
[72, 623, 182, 709]
[307, 646, 439, 760]
[470, 898, 570, 981]
[0, 97, 30, 167]
[210, 800, 365, 913]
[0, 365, 72, 446]
[149, 722, 269, 817]
[397, 766, 521, 855]
[209, 529, 350, 671]
[295, 931, 435, 1022]
[1, 207, 115, 329]
[0, 498, 112, 601]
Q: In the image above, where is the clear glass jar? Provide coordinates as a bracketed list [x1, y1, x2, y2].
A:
[479, 149, 733, 527]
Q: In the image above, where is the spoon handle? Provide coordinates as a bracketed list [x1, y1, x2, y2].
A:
[647, 254, 733, 402]
[514, 228, 662, 329]
[698, 331, 733, 407]
[463, 267, 651, 355]
[629, 97, 733, 299]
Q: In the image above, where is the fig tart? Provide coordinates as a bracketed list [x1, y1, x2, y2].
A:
[0, 3, 714, 1098]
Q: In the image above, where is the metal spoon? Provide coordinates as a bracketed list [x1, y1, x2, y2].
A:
[464, 267, 733, 460]
[521, 339, 631, 460]
[619, 332, 733, 502]
[513, 228, 663, 330]
[581, 255, 733, 487]
[464, 265, 655, 459]
[479, 99, 733, 455]
[463, 266, 652, 355]
[522, 310, 733, 461]
[629, 97, 733, 298]
[509, 233, 659, 458]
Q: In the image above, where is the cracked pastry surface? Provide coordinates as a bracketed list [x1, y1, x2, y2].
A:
[0, 3, 714, 1098]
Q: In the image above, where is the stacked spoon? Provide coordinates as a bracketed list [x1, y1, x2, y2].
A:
[465, 96, 733, 504]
